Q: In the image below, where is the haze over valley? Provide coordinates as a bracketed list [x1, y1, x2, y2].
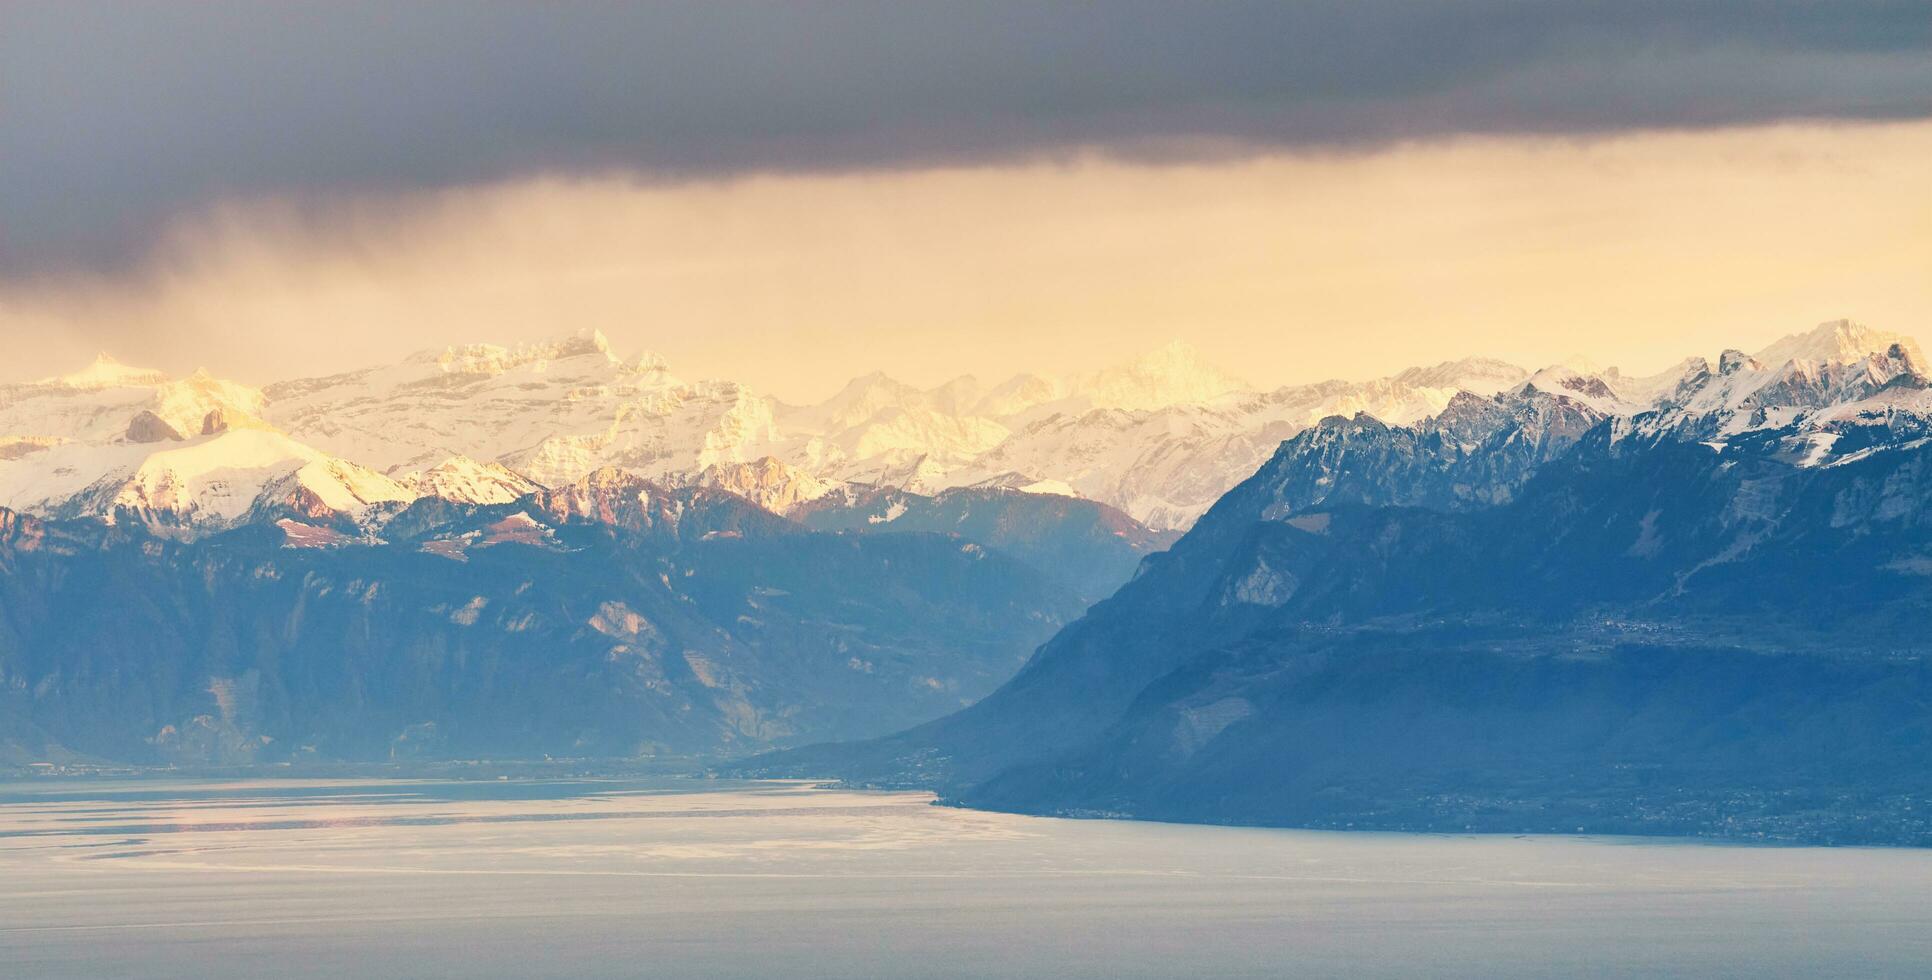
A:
[7, 317, 1932, 847]
[7, 3, 1932, 976]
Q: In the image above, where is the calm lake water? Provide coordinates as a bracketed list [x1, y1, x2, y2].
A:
[2, 777, 1928, 978]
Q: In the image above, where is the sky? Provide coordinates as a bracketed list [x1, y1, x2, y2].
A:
[3, 2, 1930, 401]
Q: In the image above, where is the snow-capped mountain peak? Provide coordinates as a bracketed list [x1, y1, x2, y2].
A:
[265, 335, 783, 482]
[971, 373, 1066, 418]
[1752, 319, 1925, 372]
[803, 371, 929, 429]
[10, 318, 1925, 537]
[404, 456, 540, 505]
[144, 372, 271, 441]
[928, 375, 985, 415]
[3, 355, 269, 450]
[1389, 357, 1528, 394]
[38, 353, 170, 390]
[4, 427, 412, 532]
[1516, 365, 1635, 416]
[416, 328, 624, 378]
[1604, 356, 1711, 406]
[1556, 354, 1608, 377]
[694, 456, 840, 514]
[1075, 340, 1251, 411]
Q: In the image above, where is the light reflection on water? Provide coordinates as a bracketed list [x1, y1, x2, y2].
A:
[2, 776, 1929, 979]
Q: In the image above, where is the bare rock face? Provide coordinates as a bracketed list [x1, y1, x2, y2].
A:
[201, 408, 233, 435]
[0, 436, 64, 461]
[125, 410, 186, 443]
[694, 456, 838, 514]
[0, 507, 42, 550]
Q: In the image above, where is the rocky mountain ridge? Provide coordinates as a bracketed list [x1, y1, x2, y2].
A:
[2, 331, 1547, 533]
[748, 318, 1932, 845]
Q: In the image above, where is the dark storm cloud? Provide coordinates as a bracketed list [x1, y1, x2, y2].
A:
[4, 0, 1931, 274]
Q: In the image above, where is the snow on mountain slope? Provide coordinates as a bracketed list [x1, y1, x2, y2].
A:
[1753, 318, 1925, 373]
[10, 319, 1921, 536]
[0, 355, 395, 532]
[1390, 356, 1530, 394]
[1072, 340, 1251, 411]
[251, 336, 1536, 530]
[967, 472, 1081, 497]
[0, 439, 162, 514]
[938, 358, 1532, 528]
[970, 373, 1065, 418]
[38, 353, 170, 390]
[1087, 319, 1932, 534]
[773, 371, 1016, 485]
[1597, 357, 1711, 407]
[938, 322, 1929, 528]
[265, 329, 783, 483]
[1515, 365, 1638, 417]
[0, 427, 411, 530]
[691, 456, 840, 514]
[0, 355, 268, 448]
[767, 343, 1257, 504]
[403, 456, 540, 505]
[784, 372, 936, 433]
[1621, 320, 1930, 446]
[942, 406, 1270, 530]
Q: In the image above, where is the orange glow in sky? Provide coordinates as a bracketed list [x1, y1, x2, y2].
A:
[4, 121, 1928, 399]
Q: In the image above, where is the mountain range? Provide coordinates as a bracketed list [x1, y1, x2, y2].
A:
[751, 319, 1932, 845]
[0, 479, 1107, 765]
[9, 316, 1932, 846]
[0, 332, 1529, 535]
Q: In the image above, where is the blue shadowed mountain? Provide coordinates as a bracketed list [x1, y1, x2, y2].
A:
[792, 485, 1179, 602]
[749, 321, 1932, 844]
[0, 475, 1108, 766]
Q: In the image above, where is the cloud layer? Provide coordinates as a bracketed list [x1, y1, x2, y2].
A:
[5, 122, 1928, 400]
[6, 1, 1932, 273]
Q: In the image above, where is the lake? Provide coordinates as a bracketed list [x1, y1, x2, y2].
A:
[2, 776, 1928, 978]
